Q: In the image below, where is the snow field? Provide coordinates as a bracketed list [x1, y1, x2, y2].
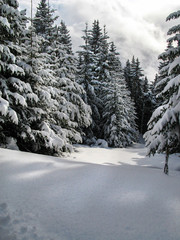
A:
[0, 144, 180, 240]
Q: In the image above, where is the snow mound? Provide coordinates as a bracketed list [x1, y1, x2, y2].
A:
[94, 139, 109, 148]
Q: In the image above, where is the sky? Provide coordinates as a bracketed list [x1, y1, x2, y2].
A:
[19, 0, 180, 81]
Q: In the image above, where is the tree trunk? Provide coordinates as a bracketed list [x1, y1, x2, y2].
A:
[164, 146, 169, 174]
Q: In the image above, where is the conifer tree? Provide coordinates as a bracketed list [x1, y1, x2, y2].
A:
[78, 21, 140, 145]
[23, 29, 64, 154]
[124, 57, 153, 133]
[77, 21, 110, 140]
[144, 10, 180, 174]
[33, 0, 58, 37]
[87, 20, 107, 138]
[0, 0, 38, 148]
[154, 42, 173, 106]
[48, 24, 92, 150]
[58, 20, 72, 53]
[31, 1, 92, 154]
[124, 60, 132, 97]
[102, 42, 138, 147]
[77, 23, 97, 140]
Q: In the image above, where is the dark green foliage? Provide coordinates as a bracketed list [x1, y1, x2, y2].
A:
[144, 10, 180, 160]
[77, 21, 108, 139]
[102, 42, 138, 147]
[33, 0, 58, 37]
[77, 22, 138, 146]
[0, 0, 38, 148]
[124, 57, 154, 133]
[0, 0, 91, 155]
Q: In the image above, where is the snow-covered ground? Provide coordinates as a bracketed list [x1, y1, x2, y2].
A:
[0, 144, 180, 240]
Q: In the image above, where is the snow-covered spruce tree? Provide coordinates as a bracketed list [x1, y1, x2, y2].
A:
[144, 10, 180, 174]
[130, 57, 145, 133]
[150, 74, 158, 104]
[87, 20, 109, 138]
[58, 20, 72, 53]
[33, 0, 58, 37]
[91, 23, 110, 138]
[154, 42, 173, 107]
[32, 1, 91, 154]
[124, 59, 132, 97]
[27, 2, 69, 154]
[140, 76, 155, 134]
[77, 21, 110, 140]
[124, 57, 154, 134]
[0, 0, 38, 148]
[89, 21, 110, 98]
[46, 24, 92, 152]
[102, 42, 138, 147]
[77, 22, 100, 140]
[77, 23, 98, 141]
[24, 28, 87, 155]
[20, 28, 59, 154]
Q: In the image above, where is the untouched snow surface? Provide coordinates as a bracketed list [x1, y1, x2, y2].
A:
[0, 144, 180, 240]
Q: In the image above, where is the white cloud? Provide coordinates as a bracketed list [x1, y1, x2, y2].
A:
[19, 0, 180, 81]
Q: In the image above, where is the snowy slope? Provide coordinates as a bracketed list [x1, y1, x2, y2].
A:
[0, 144, 180, 240]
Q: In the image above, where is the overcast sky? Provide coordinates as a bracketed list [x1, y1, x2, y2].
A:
[19, 0, 180, 81]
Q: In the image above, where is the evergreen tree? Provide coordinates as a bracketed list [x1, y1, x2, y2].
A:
[144, 10, 180, 174]
[78, 21, 140, 145]
[124, 57, 154, 133]
[58, 20, 72, 53]
[77, 21, 110, 140]
[0, 0, 38, 148]
[23, 29, 64, 154]
[77, 23, 97, 140]
[154, 42, 173, 106]
[124, 59, 132, 97]
[88, 20, 107, 138]
[47, 24, 92, 151]
[33, 0, 58, 37]
[102, 43, 138, 147]
[0, 0, 91, 155]
[140, 76, 155, 134]
[32, 2, 92, 154]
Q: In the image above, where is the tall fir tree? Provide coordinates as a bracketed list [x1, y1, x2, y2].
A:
[0, 0, 39, 148]
[124, 59, 132, 97]
[144, 10, 180, 174]
[77, 23, 98, 140]
[102, 42, 138, 147]
[58, 20, 72, 54]
[48, 24, 92, 151]
[77, 21, 110, 140]
[0, 0, 92, 155]
[124, 57, 154, 134]
[31, 1, 92, 154]
[33, 0, 58, 37]
[154, 42, 173, 106]
[78, 22, 138, 146]
[23, 29, 66, 154]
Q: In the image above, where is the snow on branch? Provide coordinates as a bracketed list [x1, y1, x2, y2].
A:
[7, 64, 24, 75]
[166, 10, 180, 21]
[168, 56, 180, 75]
[9, 92, 27, 107]
[167, 24, 180, 35]
[0, 16, 10, 29]
[8, 109, 18, 124]
[40, 122, 65, 151]
[0, 97, 9, 116]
